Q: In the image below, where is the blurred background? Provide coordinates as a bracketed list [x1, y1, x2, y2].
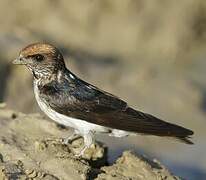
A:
[0, 0, 205, 179]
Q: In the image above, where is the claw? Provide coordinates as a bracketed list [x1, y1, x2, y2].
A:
[74, 131, 94, 157]
[62, 138, 70, 145]
[62, 131, 80, 145]
[74, 146, 88, 157]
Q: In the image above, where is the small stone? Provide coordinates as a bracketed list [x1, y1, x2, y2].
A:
[34, 141, 47, 151]
[16, 160, 24, 169]
[95, 148, 104, 158]
[25, 169, 33, 175]
[37, 171, 44, 178]
[27, 170, 37, 178]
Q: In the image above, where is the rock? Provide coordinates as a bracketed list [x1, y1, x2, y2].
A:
[97, 151, 179, 180]
[0, 108, 180, 179]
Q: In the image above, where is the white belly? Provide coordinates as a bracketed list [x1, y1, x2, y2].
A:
[33, 81, 109, 134]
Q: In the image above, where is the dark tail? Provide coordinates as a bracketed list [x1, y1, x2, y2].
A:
[176, 136, 193, 145]
[122, 107, 194, 144]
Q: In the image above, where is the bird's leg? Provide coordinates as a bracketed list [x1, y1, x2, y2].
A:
[63, 130, 81, 144]
[75, 131, 94, 157]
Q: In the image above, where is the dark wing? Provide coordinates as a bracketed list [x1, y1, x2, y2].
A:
[38, 76, 194, 144]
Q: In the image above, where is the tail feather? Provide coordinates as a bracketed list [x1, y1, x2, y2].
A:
[123, 107, 194, 144]
[177, 137, 194, 145]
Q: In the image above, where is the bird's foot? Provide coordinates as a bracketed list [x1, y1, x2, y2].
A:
[74, 145, 89, 157]
[62, 131, 81, 145]
[74, 131, 94, 157]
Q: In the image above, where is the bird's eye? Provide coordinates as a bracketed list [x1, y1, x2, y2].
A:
[34, 54, 44, 62]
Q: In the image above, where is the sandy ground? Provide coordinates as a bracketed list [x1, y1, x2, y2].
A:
[0, 104, 179, 180]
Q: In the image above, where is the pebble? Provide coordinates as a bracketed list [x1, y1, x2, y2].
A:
[34, 141, 47, 151]
[26, 169, 38, 178]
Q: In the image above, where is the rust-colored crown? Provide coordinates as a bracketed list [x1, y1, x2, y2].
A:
[20, 43, 58, 57]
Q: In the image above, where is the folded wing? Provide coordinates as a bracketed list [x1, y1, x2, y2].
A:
[39, 76, 194, 144]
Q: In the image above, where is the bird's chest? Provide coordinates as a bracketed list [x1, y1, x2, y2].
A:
[33, 81, 78, 128]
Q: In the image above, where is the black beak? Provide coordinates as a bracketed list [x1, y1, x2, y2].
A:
[12, 57, 27, 65]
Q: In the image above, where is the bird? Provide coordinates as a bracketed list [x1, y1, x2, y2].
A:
[13, 43, 194, 156]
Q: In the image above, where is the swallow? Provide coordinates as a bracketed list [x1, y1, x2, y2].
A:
[13, 43, 194, 156]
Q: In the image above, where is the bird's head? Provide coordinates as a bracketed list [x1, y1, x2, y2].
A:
[13, 43, 66, 79]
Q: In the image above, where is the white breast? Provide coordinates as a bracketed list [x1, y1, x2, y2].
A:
[33, 80, 109, 134]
